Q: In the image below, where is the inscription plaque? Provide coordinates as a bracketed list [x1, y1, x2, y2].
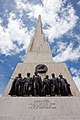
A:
[28, 100, 56, 109]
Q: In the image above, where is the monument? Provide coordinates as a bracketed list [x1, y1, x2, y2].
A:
[0, 15, 80, 120]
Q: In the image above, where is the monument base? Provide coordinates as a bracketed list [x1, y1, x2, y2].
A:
[0, 97, 80, 120]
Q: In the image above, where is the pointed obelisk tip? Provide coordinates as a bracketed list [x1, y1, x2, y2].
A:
[36, 15, 43, 34]
[38, 15, 41, 22]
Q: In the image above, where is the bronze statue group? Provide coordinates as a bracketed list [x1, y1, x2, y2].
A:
[9, 72, 72, 97]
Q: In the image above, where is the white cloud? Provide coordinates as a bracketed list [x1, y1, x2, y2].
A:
[70, 67, 77, 75]
[53, 43, 80, 62]
[56, 41, 68, 53]
[70, 67, 80, 77]
[73, 76, 80, 91]
[0, 13, 33, 55]
[70, 67, 80, 91]
[44, 5, 78, 41]
[75, 35, 80, 41]
[0, 59, 4, 63]
[16, 0, 27, 10]
[67, 31, 80, 43]
[15, 0, 79, 41]
[51, 41, 68, 56]
[77, 1, 80, 5]
[0, 0, 79, 56]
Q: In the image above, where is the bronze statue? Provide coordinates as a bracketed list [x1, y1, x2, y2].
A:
[59, 74, 72, 96]
[23, 73, 33, 96]
[51, 74, 60, 96]
[15, 73, 23, 96]
[9, 73, 23, 96]
[9, 72, 72, 97]
[50, 73, 56, 96]
[42, 75, 50, 96]
[33, 72, 42, 96]
[9, 77, 17, 96]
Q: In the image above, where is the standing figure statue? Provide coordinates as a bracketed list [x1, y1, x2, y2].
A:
[9, 76, 18, 96]
[19, 75, 25, 96]
[42, 75, 50, 96]
[50, 73, 56, 96]
[15, 73, 23, 96]
[33, 72, 42, 96]
[9, 73, 23, 96]
[59, 74, 72, 96]
[52, 75, 60, 96]
[23, 73, 33, 96]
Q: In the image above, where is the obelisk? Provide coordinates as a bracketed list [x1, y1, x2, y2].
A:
[0, 15, 80, 120]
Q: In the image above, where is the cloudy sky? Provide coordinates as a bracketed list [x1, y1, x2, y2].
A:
[0, 0, 80, 96]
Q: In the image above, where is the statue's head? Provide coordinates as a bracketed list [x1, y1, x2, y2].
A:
[59, 74, 63, 79]
[46, 75, 49, 79]
[18, 73, 22, 77]
[52, 73, 55, 78]
[27, 73, 30, 77]
[34, 71, 38, 76]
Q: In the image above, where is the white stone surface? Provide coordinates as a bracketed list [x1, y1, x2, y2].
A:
[24, 15, 53, 63]
[0, 97, 80, 120]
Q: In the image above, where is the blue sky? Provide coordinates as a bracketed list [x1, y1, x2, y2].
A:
[0, 0, 80, 96]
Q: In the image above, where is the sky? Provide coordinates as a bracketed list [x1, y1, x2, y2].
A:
[0, 0, 80, 96]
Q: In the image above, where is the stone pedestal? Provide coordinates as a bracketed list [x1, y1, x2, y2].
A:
[0, 97, 80, 120]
